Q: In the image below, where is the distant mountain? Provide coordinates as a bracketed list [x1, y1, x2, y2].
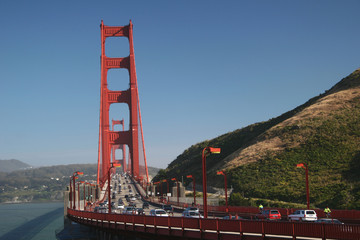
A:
[152, 68, 360, 210]
[0, 159, 32, 172]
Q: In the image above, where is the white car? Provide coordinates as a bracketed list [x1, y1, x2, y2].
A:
[184, 207, 199, 213]
[182, 210, 203, 218]
[117, 203, 125, 209]
[150, 209, 169, 217]
[288, 210, 317, 222]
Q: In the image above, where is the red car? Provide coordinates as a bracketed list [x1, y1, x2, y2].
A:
[256, 209, 281, 220]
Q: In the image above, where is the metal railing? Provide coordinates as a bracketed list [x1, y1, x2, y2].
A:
[68, 208, 360, 240]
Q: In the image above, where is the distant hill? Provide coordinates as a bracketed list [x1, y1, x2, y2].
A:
[152, 68, 360, 210]
[0, 163, 161, 203]
[0, 159, 32, 172]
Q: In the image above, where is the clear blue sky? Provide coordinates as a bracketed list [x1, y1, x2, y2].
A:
[0, 1, 359, 168]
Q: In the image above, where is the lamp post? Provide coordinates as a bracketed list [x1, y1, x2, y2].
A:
[153, 181, 159, 196]
[108, 163, 121, 213]
[77, 182, 81, 210]
[186, 175, 196, 205]
[72, 171, 83, 209]
[217, 170, 228, 212]
[202, 147, 221, 218]
[296, 163, 310, 209]
[171, 178, 179, 206]
[162, 179, 167, 202]
[69, 177, 72, 208]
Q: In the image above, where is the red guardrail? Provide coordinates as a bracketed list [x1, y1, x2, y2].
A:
[68, 208, 360, 240]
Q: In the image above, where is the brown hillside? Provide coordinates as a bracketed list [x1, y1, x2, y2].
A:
[215, 82, 360, 172]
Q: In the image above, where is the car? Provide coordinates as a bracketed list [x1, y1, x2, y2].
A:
[315, 218, 344, 224]
[223, 215, 243, 220]
[162, 205, 174, 214]
[150, 209, 169, 217]
[184, 207, 199, 213]
[137, 208, 145, 215]
[129, 202, 137, 207]
[142, 202, 150, 209]
[99, 207, 107, 213]
[130, 196, 136, 201]
[182, 210, 203, 218]
[94, 206, 100, 212]
[288, 210, 317, 222]
[123, 206, 138, 214]
[256, 209, 281, 220]
[117, 203, 125, 209]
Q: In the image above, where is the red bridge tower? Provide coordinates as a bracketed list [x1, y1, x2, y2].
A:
[97, 20, 143, 187]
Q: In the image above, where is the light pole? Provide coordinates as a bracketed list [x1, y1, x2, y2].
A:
[72, 171, 83, 209]
[162, 179, 167, 202]
[186, 175, 196, 205]
[202, 147, 221, 218]
[217, 170, 228, 212]
[108, 163, 121, 213]
[171, 178, 179, 206]
[77, 182, 81, 210]
[296, 163, 310, 209]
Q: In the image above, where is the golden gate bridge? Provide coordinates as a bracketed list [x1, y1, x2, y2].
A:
[64, 21, 360, 240]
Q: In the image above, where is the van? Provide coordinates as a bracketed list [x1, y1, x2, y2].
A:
[288, 210, 317, 221]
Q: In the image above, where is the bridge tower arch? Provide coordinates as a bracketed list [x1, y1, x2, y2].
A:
[97, 20, 140, 187]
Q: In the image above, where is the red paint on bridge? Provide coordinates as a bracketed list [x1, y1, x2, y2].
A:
[97, 20, 149, 188]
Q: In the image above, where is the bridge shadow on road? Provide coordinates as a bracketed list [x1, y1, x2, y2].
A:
[0, 207, 63, 240]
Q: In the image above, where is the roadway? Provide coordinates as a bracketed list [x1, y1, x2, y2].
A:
[108, 172, 183, 217]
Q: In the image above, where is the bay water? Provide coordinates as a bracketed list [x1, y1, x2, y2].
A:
[0, 202, 64, 240]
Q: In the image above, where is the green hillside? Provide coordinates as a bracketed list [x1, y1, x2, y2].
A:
[153, 69, 360, 210]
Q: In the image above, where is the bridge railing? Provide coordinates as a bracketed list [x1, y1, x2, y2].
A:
[68, 208, 360, 240]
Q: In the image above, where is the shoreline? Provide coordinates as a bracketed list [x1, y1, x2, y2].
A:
[0, 200, 63, 205]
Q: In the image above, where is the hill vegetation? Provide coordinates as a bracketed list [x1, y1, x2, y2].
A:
[153, 69, 360, 210]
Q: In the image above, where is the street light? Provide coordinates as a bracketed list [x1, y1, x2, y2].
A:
[108, 163, 121, 213]
[171, 178, 180, 206]
[162, 179, 168, 202]
[72, 171, 83, 209]
[296, 163, 310, 210]
[217, 170, 228, 213]
[153, 181, 160, 197]
[186, 175, 196, 205]
[202, 147, 221, 218]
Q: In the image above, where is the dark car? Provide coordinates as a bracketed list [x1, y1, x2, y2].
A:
[137, 208, 145, 215]
[129, 202, 136, 207]
[142, 202, 149, 209]
[256, 209, 281, 220]
[223, 215, 243, 220]
[162, 205, 174, 213]
[315, 218, 344, 224]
